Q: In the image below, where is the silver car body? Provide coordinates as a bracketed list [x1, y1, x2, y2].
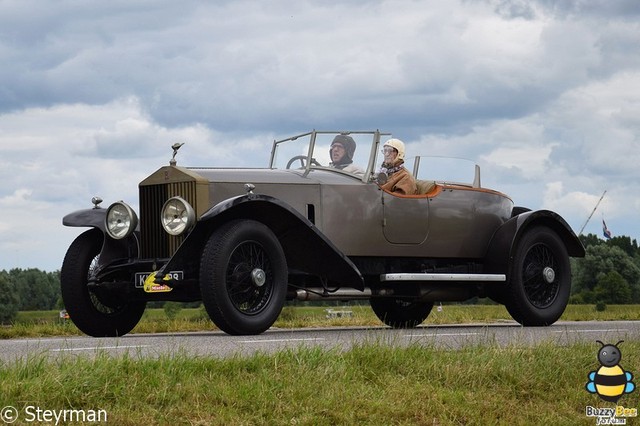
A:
[61, 130, 585, 336]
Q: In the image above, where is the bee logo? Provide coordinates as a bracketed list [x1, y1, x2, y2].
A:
[586, 340, 635, 403]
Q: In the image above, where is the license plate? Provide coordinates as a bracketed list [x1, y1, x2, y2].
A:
[135, 271, 184, 288]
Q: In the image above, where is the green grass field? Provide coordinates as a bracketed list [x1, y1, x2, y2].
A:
[2, 305, 639, 424]
[1, 341, 636, 425]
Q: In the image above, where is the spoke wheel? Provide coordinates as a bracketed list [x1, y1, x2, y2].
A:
[60, 229, 146, 337]
[505, 226, 570, 326]
[370, 298, 433, 328]
[226, 241, 273, 315]
[522, 245, 560, 308]
[200, 220, 287, 335]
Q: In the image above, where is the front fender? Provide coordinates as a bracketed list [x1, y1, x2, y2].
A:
[63, 208, 141, 274]
[63, 208, 106, 231]
[485, 209, 585, 274]
[159, 194, 365, 290]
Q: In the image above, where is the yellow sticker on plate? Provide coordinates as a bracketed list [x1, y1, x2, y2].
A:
[143, 272, 174, 293]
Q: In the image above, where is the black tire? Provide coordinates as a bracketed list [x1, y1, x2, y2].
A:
[60, 229, 146, 337]
[200, 220, 287, 335]
[505, 226, 570, 326]
[370, 298, 433, 328]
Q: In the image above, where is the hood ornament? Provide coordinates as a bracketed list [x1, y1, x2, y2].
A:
[170, 142, 185, 166]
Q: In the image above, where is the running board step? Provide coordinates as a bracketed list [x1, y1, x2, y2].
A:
[380, 273, 506, 282]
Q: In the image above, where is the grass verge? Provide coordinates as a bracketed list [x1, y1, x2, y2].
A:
[2, 340, 633, 425]
[4, 304, 640, 339]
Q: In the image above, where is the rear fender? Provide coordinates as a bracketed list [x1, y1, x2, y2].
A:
[159, 194, 365, 290]
[485, 209, 585, 274]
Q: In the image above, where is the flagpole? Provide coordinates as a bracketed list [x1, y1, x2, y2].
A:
[578, 190, 607, 235]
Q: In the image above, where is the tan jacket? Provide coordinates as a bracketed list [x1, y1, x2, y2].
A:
[380, 167, 417, 195]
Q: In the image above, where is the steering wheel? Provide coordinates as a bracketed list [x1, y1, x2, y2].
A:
[286, 155, 321, 169]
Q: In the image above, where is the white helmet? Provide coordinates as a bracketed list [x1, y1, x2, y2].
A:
[383, 138, 405, 161]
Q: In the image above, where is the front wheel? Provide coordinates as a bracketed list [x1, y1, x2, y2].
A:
[370, 298, 433, 328]
[505, 226, 570, 326]
[200, 220, 288, 335]
[60, 229, 146, 337]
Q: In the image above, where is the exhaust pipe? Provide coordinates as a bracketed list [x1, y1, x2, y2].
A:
[291, 288, 377, 301]
[290, 285, 476, 302]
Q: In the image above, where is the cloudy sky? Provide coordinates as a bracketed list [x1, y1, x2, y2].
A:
[1, 0, 639, 271]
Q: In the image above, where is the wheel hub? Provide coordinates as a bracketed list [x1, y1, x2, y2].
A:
[542, 266, 555, 284]
[251, 268, 266, 287]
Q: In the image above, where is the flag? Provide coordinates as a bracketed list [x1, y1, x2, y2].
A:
[602, 219, 612, 239]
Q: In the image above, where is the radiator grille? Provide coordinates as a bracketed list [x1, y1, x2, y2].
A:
[139, 181, 198, 259]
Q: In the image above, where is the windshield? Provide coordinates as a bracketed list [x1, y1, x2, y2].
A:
[409, 156, 480, 186]
[270, 131, 389, 180]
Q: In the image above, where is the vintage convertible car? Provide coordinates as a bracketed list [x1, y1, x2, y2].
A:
[61, 130, 585, 336]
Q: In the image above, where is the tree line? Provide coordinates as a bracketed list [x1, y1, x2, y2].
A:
[0, 268, 62, 323]
[571, 233, 640, 304]
[0, 232, 639, 323]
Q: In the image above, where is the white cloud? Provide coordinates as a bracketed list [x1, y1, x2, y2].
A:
[0, 97, 280, 270]
[1, 0, 640, 269]
[482, 144, 555, 180]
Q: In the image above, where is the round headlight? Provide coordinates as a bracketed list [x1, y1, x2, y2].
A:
[161, 197, 196, 236]
[105, 202, 138, 240]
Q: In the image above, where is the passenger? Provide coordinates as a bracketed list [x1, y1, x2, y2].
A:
[378, 138, 417, 195]
[329, 135, 364, 176]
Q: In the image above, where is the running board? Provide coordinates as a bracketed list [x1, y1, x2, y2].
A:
[380, 273, 506, 282]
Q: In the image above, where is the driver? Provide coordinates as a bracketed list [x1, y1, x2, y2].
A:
[329, 135, 364, 175]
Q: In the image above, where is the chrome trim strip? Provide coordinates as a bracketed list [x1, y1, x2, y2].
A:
[380, 273, 506, 282]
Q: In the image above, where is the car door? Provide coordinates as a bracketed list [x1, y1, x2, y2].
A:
[382, 191, 429, 244]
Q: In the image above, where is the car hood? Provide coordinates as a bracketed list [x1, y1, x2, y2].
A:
[189, 167, 321, 184]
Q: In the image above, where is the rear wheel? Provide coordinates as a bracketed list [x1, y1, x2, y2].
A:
[370, 298, 433, 328]
[60, 229, 146, 337]
[200, 220, 287, 335]
[505, 226, 570, 326]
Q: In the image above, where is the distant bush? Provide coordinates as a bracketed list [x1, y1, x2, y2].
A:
[595, 301, 607, 312]
[163, 301, 183, 320]
[0, 273, 19, 324]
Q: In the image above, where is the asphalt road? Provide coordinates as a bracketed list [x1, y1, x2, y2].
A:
[2, 321, 639, 363]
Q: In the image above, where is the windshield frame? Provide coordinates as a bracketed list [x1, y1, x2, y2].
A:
[269, 130, 390, 182]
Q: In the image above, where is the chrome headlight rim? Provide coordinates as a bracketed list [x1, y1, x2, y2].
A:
[161, 196, 196, 236]
[105, 201, 138, 240]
